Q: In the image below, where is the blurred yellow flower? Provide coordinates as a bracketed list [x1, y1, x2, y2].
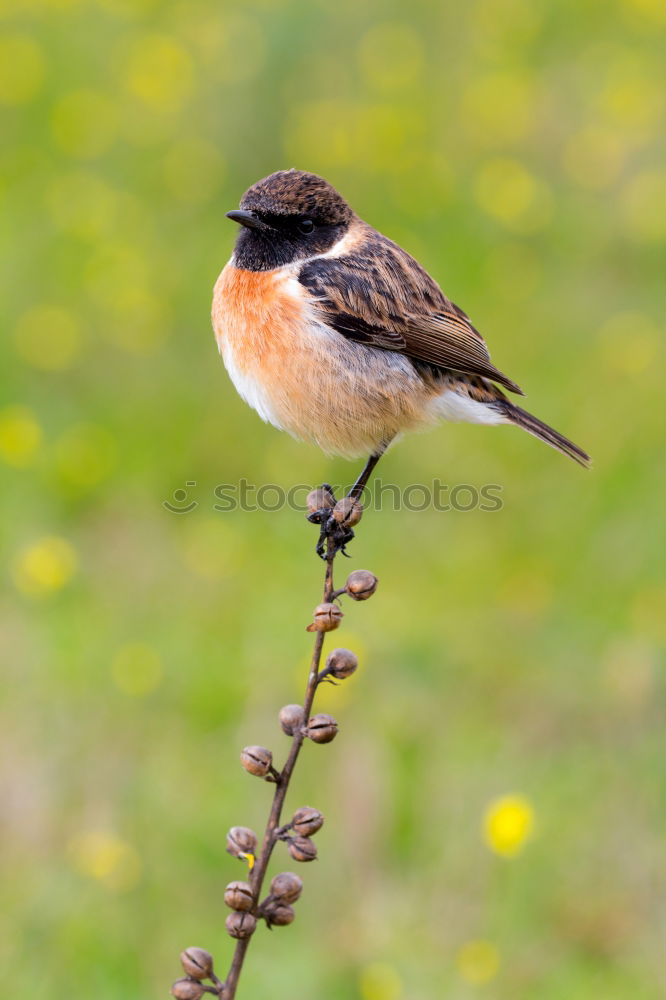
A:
[55, 423, 117, 490]
[457, 940, 501, 985]
[474, 158, 552, 233]
[622, 0, 666, 22]
[561, 126, 626, 190]
[50, 90, 119, 158]
[483, 794, 534, 857]
[358, 23, 424, 93]
[462, 70, 535, 146]
[46, 170, 119, 240]
[124, 35, 194, 112]
[111, 642, 163, 697]
[162, 138, 225, 205]
[0, 35, 45, 105]
[359, 962, 402, 1000]
[0, 405, 42, 467]
[68, 831, 142, 892]
[14, 305, 82, 371]
[597, 311, 661, 376]
[598, 64, 663, 133]
[13, 536, 78, 597]
[620, 170, 666, 243]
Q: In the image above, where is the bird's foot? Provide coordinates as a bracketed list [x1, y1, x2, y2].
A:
[306, 484, 356, 559]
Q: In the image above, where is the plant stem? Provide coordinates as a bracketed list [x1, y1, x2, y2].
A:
[221, 540, 336, 999]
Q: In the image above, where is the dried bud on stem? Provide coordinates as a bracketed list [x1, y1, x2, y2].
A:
[224, 881, 254, 912]
[291, 806, 324, 837]
[279, 703, 304, 736]
[344, 569, 378, 601]
[240, 746, 274, 778]
[323, 647, 358, 680]
[306, 487, 335, 514]
[306, 602, 343, 633]
[262, 901, 295, 927]
[332, 496, 363, 526]
[305, 713, 339, 744]
[270, 871, 303, 903]
[180, 947, 214, 981]
[171, 979, 207, 1000]
[226, 826, 257, 858]
[225, 911, 257, 940]
[288, 836, 318, 863]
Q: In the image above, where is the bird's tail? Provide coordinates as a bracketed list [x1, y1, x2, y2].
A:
[497, 401, 591, 467]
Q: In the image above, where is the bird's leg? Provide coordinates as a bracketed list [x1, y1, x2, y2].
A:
[307, 448, 387, 559]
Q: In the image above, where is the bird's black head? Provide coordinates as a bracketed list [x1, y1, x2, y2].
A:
[227, 169, 354, 271]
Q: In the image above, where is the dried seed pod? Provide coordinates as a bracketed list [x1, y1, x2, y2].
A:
[263, 901, 295, 927]
[288, 836, 318, 863]
[270, 871, 303, 903]
[279, 703, 304, 736]
[224, 880, 254, 912]
[179, 947, 214, 981]
[332, 496, 363, 526]
[225, 911, 257, 940]
[226, 826, 257, 858]
[306, 487, 335, 514]
[306, 603, 343, 633]
[305, 713, 339, 744]
[345, 569, 378, 601]
[240, 745, 273, 777]
[325, 647, 358, 680]
[292, 806, 324, 837]
[171, 979, 206, 1000]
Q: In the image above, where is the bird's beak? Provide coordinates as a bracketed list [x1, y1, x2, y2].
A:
[225, 210, 270, 231]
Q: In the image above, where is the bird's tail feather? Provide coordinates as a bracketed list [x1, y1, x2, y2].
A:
[498, 402, 591, 467]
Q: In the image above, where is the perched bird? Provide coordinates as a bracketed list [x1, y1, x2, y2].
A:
[213, 169, 589, 547]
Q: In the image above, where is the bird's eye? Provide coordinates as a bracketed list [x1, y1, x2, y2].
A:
[298, 218, 315, 234]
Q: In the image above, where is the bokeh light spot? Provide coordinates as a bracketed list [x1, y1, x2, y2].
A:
[111, 642, 163, 697]
[0, 35, 45, 105]
[124, 34, 194, 112]
[51, 90, 119, 158]
[359, 961, 402, 1000]
[358, 23, 424, 93]
[13, 536, 78, 597]
[162, 138, 225, 205]
[0, 405, 42, 467]
[46, 170, 119, 240]
[14, 305, 82, 371]
[483, 794, 534, 857]
[597, 312, 661, 375]
[457, 940, 501, 985]
[68, 831, 142, 892]
[561, 126, 625, 190]
[620, 170, 666, 243]
[55, 423, 117, 490]
[461, 71, 535, 146]
[474, 158, 552, 233]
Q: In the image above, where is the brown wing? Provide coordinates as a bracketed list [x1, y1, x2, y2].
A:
[298, 229, 524, 395]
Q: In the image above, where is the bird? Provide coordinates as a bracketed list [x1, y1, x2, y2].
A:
[212, 169, 589, 551]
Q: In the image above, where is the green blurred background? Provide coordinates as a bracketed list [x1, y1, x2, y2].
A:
[2, 0, 665, 997]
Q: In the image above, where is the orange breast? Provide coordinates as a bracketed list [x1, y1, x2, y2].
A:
[212, 265, 305, 372]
